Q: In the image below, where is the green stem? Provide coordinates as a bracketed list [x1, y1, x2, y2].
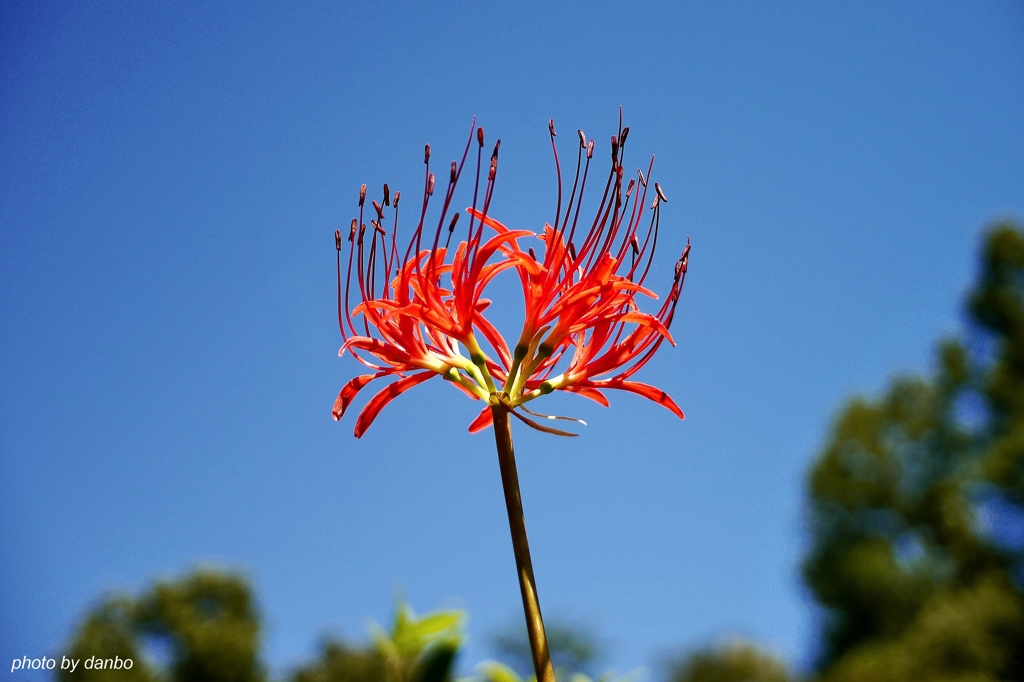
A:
[490, 404, 556, 682]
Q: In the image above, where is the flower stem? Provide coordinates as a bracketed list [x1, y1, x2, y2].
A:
[490, 405, 556, 682]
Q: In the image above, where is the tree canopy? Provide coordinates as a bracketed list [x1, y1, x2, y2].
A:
[802, 221, 1024, 682]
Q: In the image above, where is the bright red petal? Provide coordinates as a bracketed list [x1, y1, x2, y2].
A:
[468, 406, 493, 433]
[354, 371, 436, 437]
[582, 379, 684, 419]
[563, 385, 611, 407]
[333, 371, 391, 421]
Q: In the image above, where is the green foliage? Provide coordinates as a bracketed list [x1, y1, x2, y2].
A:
[291, 641, 384, 682]
[292, 603, 463, 682]
[820, 575, 1023, 682]
[666, 641, 791, 682]
[970, 223, 1024, 505]
[136, 571, 264, 682]
[59, 597, 154, 682]
[59, 569, 264, 682]
[802, 222, 1024, 681]
[371, 603, 463, 682]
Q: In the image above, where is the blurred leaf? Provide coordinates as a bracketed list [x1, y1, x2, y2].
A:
[475, 660, 526, 682]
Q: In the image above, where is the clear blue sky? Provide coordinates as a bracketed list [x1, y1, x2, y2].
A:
[2, 1, 1022, 679]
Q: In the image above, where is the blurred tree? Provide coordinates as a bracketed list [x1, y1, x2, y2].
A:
[135, 571, 265, 682]
[971, 225, 1024, 508]
[59, 569, 263, 682]
[665, 641, 791, 682]
[292, 641, 384, 682]
[59, 596, 154, 682]
[802, 222, 1024, 682]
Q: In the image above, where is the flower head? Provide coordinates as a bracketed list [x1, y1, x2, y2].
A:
[334, 113, 689, 437]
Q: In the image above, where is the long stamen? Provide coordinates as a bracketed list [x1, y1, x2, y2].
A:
[595, 164, 625, 261]
[544, 130, 585, 287]
[549, 119, 562, 237]
[612, 178, 637, 263]
[579, 161, 618, 273]
[342, 219, 356, 338]
[342, 228, 350, 337]
[429, 120, 476, 281]
[386, 188, 400, 287]
[468, 127, 484, 244]
[573, 139, 617, 272]
[637, 195, 662, 286]
[404, 144, 432, 267]
[444, 212, 460, 251]
[472, 140, 501, 262]
[625, 159, 656, 280]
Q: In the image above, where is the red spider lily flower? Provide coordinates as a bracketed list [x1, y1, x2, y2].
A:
[333, 112, 690, 437]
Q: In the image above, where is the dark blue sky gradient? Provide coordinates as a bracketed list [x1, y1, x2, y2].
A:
[2, 1, 1023, 679]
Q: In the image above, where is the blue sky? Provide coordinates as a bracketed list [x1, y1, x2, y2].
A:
[2, 1, 1023, 679]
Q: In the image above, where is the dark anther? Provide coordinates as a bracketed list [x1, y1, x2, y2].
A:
[620, 127, 629, 145]
[372, 200, 383, 219]
[450, 160, 457, 182]
[359, 184, 366, 207]
[393, 191, 400, 206]
[374, 222, 386, 235]
[448, 212, 460, 233]
[568, 242, 577, 260]
[655, 182, 668, 203]
[477, 127, 484, 147]
[335, 229, 342, 251]
[383, 183, 390, 206]
[617, 165, 624, 180]
[529, 247, 537, 261]
[578, 130, 586, 147]
[491, 140, 501, 159]
[637, 169, 647, 187]
[610, 135, 619, 159]
[359, 223, 366, 242]
[631, 235, 640, 255]
[587, 139, 594, 159]
[625, 178, 635, 198]
[349, 218, 357, 240]
[427, 173, 435, 196]
[548, 118, 556, 136]
[424, 144, 431, 164]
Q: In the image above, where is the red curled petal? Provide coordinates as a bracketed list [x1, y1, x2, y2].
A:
[468, 407, 493, 433]
[333, 371, 392, 421]
[582, 379, 684, 419]
[354, 371, 436, 438]
[563, 385, 610, 407]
